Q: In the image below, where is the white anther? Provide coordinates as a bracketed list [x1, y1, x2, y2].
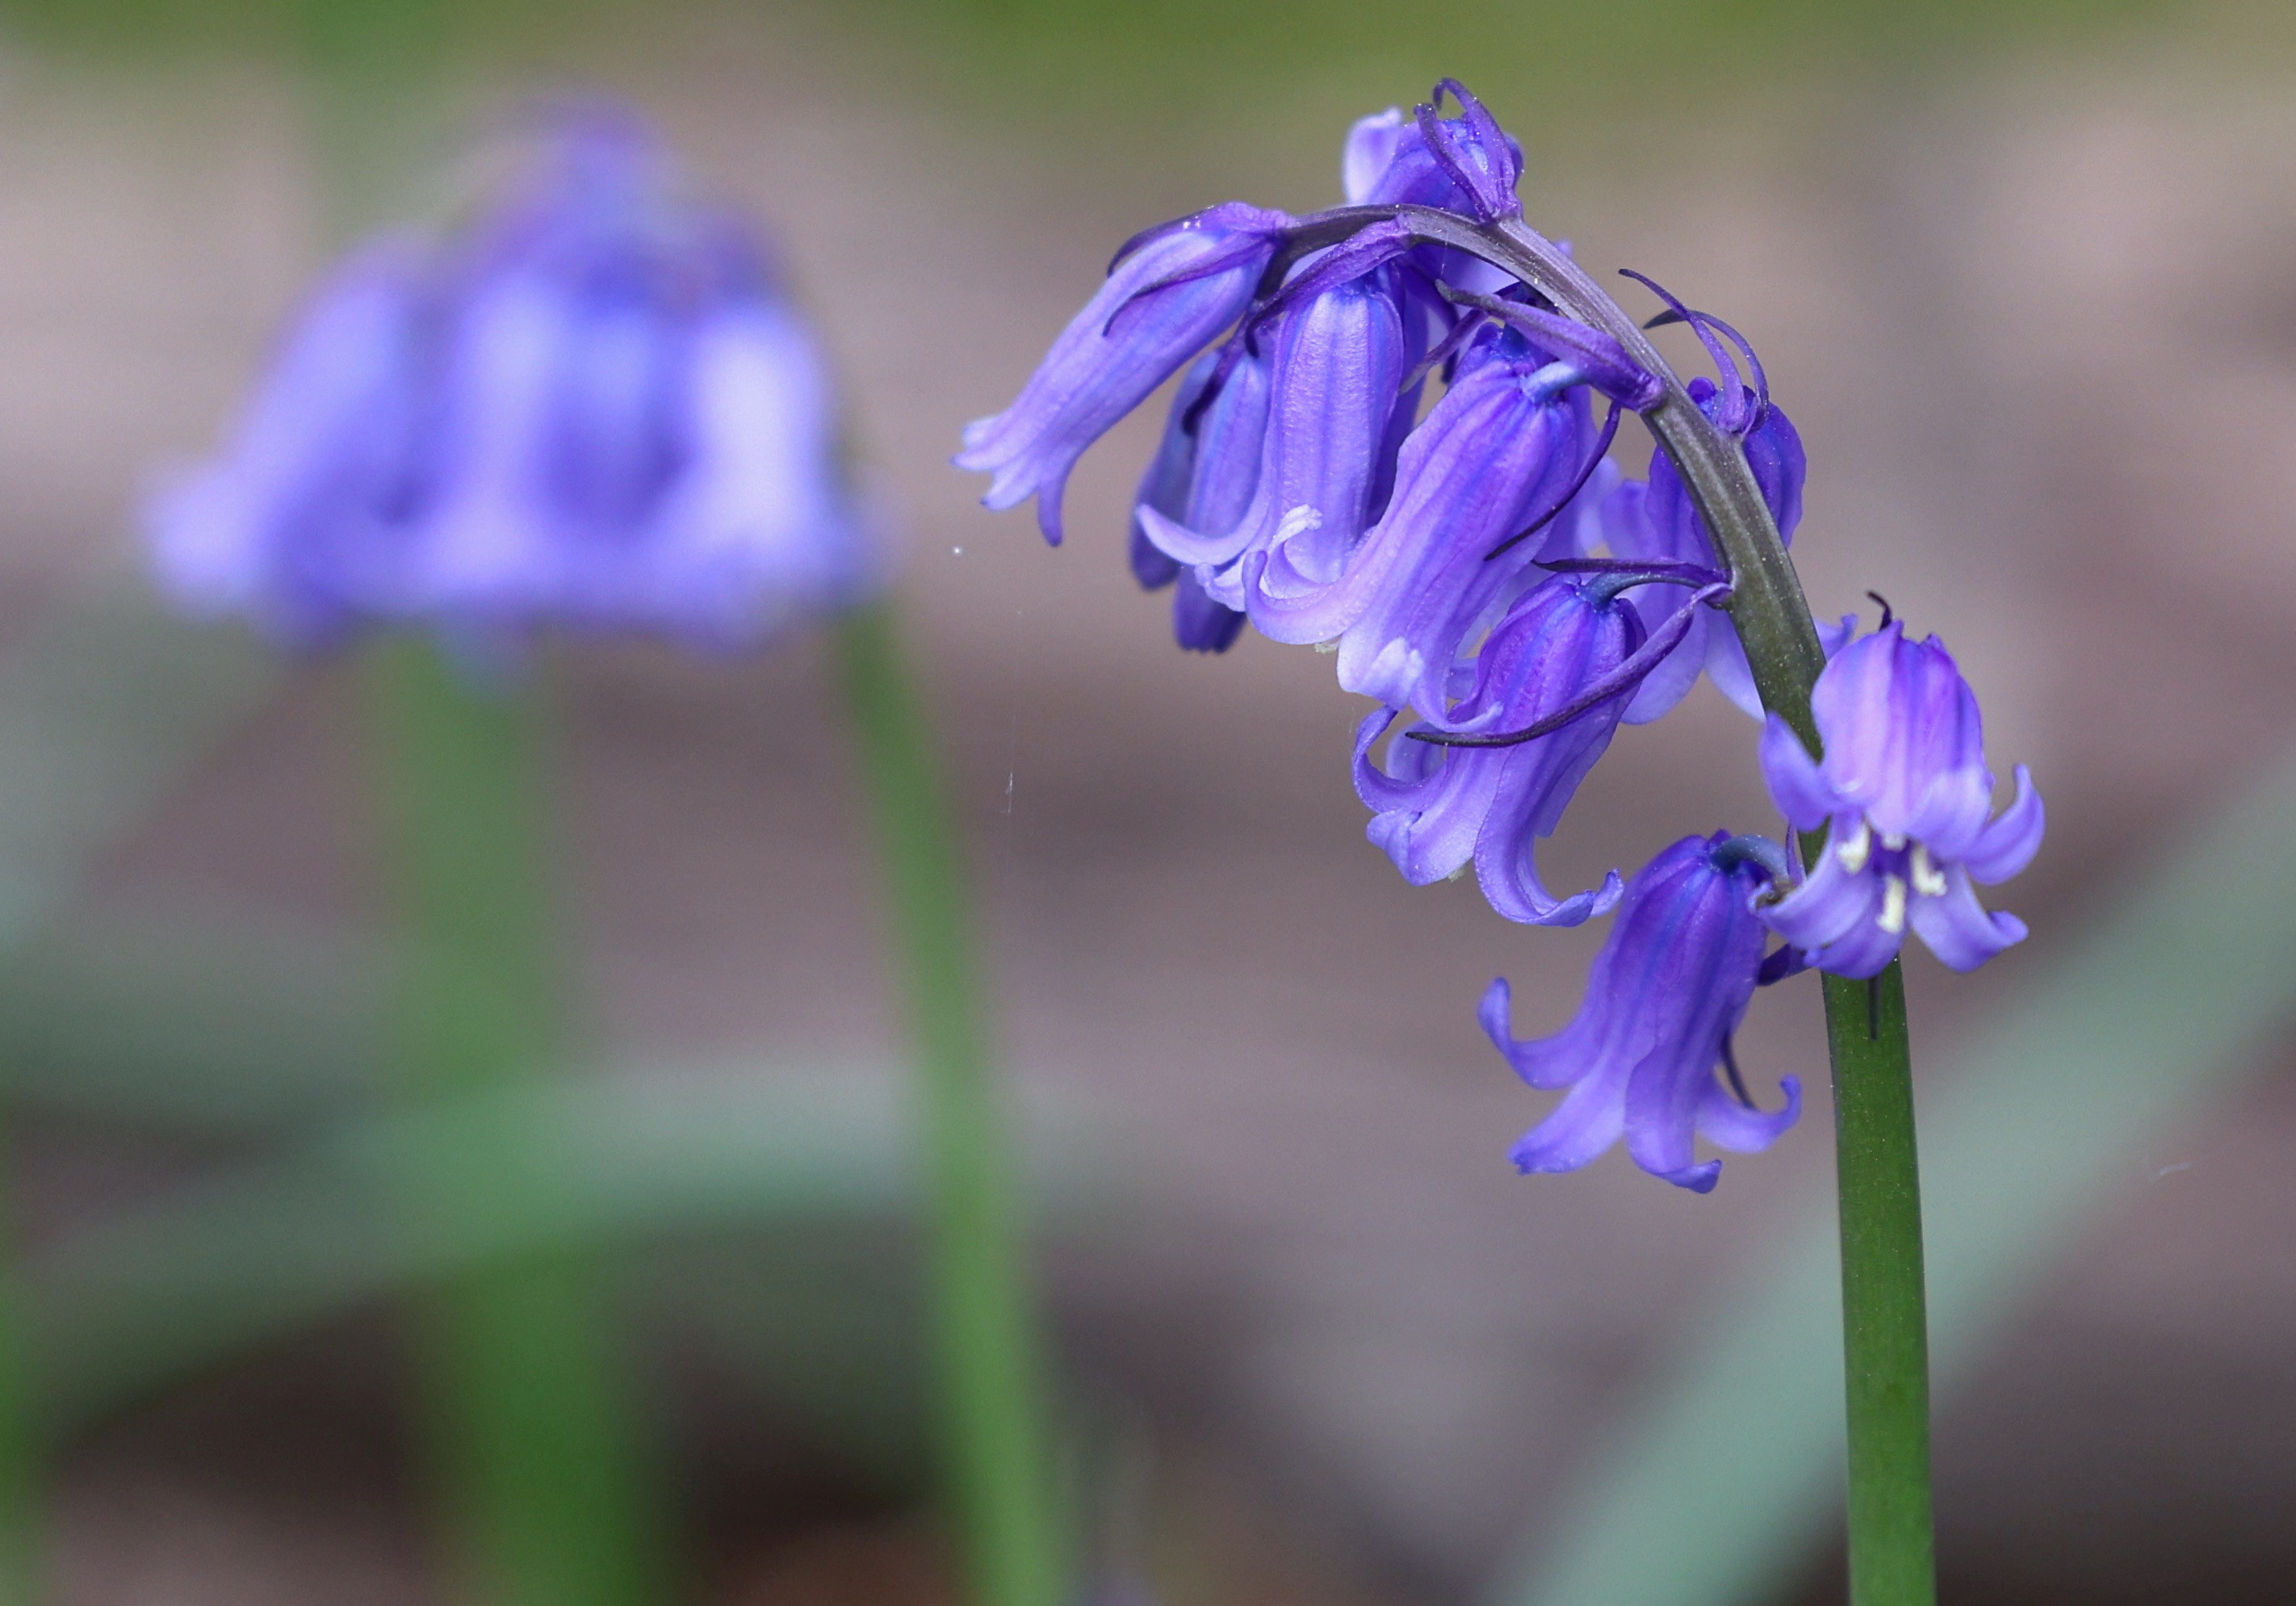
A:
[1878, 874, 1908, 935]
[1314, 639, 1340, 655]
[1910, 843, 1948, 898]
[1882, 830, 1908, 852]
[1835, 818, 1873, 874]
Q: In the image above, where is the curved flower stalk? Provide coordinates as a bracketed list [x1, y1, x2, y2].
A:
[1483, 832, 1801, 1193]
[149, 111, 881, 660]
[1761, 619, 2045, 977]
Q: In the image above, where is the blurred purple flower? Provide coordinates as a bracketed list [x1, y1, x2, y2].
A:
[149, 110, 878, 656]
[1759, 619, 2044, 977]
[957, 201, 1293, 546]
[1483, 831, 1802, 1193]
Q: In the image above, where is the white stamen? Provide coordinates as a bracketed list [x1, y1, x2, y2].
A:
[1882, 830, 1908, 852]
[1911, 843, 1947, 897]
[1878, 874, 1908, 934]
[1314, 639, 1340, 655]
[1835, 818, 1873, 874]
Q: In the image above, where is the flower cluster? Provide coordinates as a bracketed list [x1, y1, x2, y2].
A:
[149, 108, 878, 660]
[960, 82, 2043, 1189]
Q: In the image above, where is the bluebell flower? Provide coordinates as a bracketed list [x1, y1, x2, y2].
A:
[1599, 377, 1806, 722]
[1247, 323, 1613, 719]
[957, 201, 1293, 546]
[1759, 620, 2044, 976]
[1126, 348, 1265, 652]
[1351, 574, 1649, 925]
[1342, 83, 1525, 298]
[1483, 831, 1803, 1193]
[1343, 79, 1523, 223]
[1137, 269, 1415, 615]
[149, 111, 876, 656]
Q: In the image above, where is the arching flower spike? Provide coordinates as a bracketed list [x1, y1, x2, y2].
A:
[1758, 620, 2044, 976]
[1482, 832, 1802, 1193]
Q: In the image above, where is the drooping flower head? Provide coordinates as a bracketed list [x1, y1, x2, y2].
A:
[1759, 618, 2044, 976]
[959, 80, 1647, 664]
[149, 107, 878, 657]
[1482, 832, 1802, 1193]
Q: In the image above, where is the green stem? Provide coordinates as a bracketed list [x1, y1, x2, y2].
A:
[1378, 203, 1935, 1604]
[1821, 966, 1934, 1603]
[0, 1242, 33, 1605]
[831, 603, 1063, 1606]
[364, 639, 668, 1606]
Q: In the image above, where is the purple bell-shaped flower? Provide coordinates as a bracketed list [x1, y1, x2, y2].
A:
[1137, 267, 1416, 613]
[1247, 323, 1611, 721]
[1352, 574, 1642, 926]
[1758, 619, 2045, 976]
[1598, 377, 1806, 722]
[957, 201, 1293, 547]
[1482, 831, 1802, 1193]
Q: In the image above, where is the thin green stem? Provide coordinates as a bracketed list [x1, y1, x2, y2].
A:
[0, 1235, 34, 1605]
[1352, 200, 1936, 1604]
[1822, 967, 1934, 1605]
[364, 639, 669, 1606]
[832, 602, 1064, 1606]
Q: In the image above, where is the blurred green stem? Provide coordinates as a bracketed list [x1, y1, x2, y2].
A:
[365, 639, 667, 1606]
[0, 1224, 33, 1604]
[832, 602, 1064, 1606]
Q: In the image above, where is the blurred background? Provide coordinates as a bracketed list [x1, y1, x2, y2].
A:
[0, 0, 2291, 1601]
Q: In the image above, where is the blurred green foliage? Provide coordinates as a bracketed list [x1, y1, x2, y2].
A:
[0, 0, 2222, 124]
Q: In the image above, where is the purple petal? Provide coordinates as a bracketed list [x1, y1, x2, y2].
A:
[1139, 275, 1406, 579]
[1758, 714, 1839, 831]
[955, 204, 1288, 546]
[1481, 975, 1606, 1092]
[1697, 1072, 1802, 1152]
[1509, 1069, 1632, 1177]
[1959, 765, 2046, 885]
[1701, 622, 1765, 719]
[1760, 836, 1901, 978]
[1342, 109, 1408, 205]
[1170, 569, 1245, 653]
[1908, 866, 2027, 971]
[1254, 352, 1583, 719]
